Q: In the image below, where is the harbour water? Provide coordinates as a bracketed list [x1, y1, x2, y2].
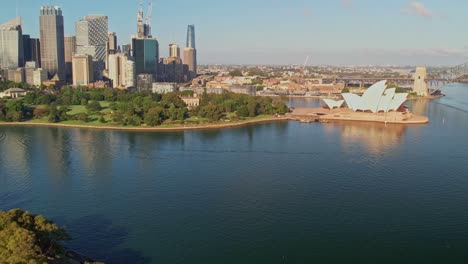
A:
[1, 84, 468, 263]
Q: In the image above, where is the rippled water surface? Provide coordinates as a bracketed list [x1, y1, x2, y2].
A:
[1, 84, 468, 264]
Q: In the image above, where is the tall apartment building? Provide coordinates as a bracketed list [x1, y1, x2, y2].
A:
[108, 53, 135, 89]
[0, 17, 24, 69]
[107, 32, 117, 54]
[106, 32, 117, 70]
[76, 15, 108, 79]
[40, 6, 65, 80]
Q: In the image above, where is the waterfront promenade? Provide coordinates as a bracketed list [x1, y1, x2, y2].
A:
[290, 108, 429, 124]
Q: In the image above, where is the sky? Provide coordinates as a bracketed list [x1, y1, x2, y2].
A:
[2, 0, 468, 66]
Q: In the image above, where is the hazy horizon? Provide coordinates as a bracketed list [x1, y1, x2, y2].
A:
[1, 0, 468, 66]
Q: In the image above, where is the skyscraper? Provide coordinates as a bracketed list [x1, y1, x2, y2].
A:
[106, 32, 117, 70]
[107, 32, 117, 55]
[169, 44, 180, 59]
[0, 17, 24, 69]
[183, 48, 197, 79]
[64, 36, 76, 81]
[76, 15, 108, 79]
[184, 24, 197, 79]
[29, 38, 41, 67]
[40, 6, 65, 80]
[186, 25, 196, 49]
[132, 38, 159, 77]
[22, 34, 31, 63]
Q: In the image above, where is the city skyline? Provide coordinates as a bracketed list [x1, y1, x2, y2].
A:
[1, 0, 468, 65]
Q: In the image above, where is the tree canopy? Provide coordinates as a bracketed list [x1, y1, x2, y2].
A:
[0, 209, 70, 263]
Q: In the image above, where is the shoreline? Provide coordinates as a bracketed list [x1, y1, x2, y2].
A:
[289, 108, 429, 125]
[0, 116, 291, 132]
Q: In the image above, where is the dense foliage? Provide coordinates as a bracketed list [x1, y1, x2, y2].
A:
[0, 82, 289, 127]
[0, 209, 70, 263]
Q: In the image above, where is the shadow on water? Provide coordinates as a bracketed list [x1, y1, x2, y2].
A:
[61, 215, 151, 264]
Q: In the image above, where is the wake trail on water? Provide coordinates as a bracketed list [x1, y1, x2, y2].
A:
[0, 131, 5, 142]
[432, 100, 468, 113]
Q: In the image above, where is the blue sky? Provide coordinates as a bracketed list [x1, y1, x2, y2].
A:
[2, 0, 468, 65]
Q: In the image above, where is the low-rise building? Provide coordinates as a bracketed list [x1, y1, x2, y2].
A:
[180, 95, 200, 109]
[229, 85, 257, 96]
[33, 69, 48, 86]
[152, 82, 177, 94]
[0, 88, 27, 98]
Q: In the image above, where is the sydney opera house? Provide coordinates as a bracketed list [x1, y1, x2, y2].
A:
[291, 80, 428, 124]
[323, 80, 408, 113]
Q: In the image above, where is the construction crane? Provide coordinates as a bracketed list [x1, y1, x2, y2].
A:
[145, 0, 153, 37]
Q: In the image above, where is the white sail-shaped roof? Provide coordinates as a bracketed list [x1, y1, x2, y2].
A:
[361, 80, 387, 113]
[341, 81, 408, 113]
[388, 93, 408, 111]
[378, 88, 395, 112]
[343, 93, 368, 111]
[323, 99, 344, 109]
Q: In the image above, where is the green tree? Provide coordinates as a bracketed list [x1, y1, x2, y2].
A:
[236, 105, 249, 117]
[144, 107, 165, 126]
[229, 69, 243, 77]
[5, 100, 24, 112]
[86, 101, 102, 113]
[48, 103, 59, 123]
[0, 209, 70, 263]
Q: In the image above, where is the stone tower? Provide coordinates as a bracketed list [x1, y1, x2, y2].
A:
[413, 67, 428, 96]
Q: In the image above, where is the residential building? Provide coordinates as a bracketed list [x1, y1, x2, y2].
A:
[40, 6, 65, 80]
[125, 60, 136, 88]
[106, 32, 117, 70]
[108, 53, 134, 89]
